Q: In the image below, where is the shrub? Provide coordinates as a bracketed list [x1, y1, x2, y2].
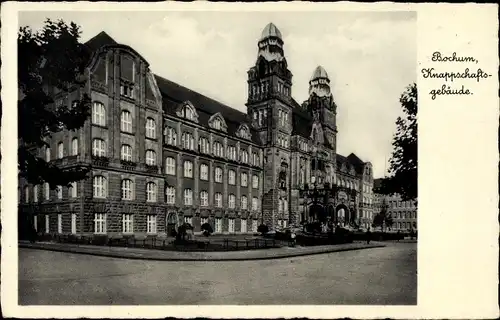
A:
[201, 222, 213, 237]
[305, 222, 322, 233]
[92, 234, 109, 246]
[257, 224, 269, 235]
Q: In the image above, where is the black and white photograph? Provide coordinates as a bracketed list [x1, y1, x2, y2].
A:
[13, 9, 419, 306]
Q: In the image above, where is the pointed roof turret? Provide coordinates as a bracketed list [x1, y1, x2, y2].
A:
[310, 66, 330, 82]
[260, 23, 282, 41]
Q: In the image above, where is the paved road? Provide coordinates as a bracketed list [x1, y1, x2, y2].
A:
[19, 242, 416, 305]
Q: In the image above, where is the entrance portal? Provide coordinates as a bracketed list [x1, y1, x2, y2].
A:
[166, 212, 177, 237]
[335, 204, 350, 226]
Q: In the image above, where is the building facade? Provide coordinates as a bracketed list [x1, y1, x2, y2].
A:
[18, 23, 374, 237]
[373, 179, 418, 231]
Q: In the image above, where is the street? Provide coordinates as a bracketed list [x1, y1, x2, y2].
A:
[19, 242, 416, 305]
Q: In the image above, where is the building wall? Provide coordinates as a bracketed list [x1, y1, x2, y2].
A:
[373, 193, 418, 231]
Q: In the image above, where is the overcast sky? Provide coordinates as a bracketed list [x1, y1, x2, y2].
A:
[19, 10, 416, 178]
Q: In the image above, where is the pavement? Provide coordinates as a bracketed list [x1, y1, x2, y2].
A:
[18, 242, 417, 305]
[18, 240, 385, 261]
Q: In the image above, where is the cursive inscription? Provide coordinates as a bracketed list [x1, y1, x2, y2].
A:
[422, 51, 492, 100]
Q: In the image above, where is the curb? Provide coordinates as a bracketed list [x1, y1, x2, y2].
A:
[18, 243, 386, 262]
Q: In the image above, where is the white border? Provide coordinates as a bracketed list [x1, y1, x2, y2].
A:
[2, 2, 499, 319]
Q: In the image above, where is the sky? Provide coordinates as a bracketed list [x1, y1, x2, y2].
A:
[19, 10, 416, 179]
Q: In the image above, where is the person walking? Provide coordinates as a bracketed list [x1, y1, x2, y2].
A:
[290, 231, 296, 247]
[366, 227, 372, 244]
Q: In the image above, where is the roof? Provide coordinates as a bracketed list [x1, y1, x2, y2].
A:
[337, 153, 366, 175]
[260, 23, 282, 40]
[154, 74, 261, 144]
[310, 65, 330, 81]
[84, 31, 117, 52]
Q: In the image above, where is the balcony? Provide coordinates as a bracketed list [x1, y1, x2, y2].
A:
[120, 160, 137, 171]
[145, 164, 159, 174]
[91, 156, 110, 167]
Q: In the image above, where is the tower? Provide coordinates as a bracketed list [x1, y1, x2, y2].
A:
[246, 23, 294, 227]
[307, 66, 338, 154]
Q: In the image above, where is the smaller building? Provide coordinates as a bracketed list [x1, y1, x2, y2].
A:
[373, 179, 417, 231]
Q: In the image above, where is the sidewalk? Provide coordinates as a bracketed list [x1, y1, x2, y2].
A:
[18, 241, 385, 261]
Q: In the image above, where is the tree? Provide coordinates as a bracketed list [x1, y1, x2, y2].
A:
[378, 83, 417, 201]
[201, 222, 213, 237]
[17, 19, 91, 189]
[372, 198, 390, 232]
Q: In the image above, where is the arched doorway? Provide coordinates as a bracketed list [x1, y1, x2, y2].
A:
[335, 204, 350, 226]
[166, 212, 177, 237]
[309, 204, 326, 223]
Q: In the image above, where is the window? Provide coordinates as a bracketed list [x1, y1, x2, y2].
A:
[92, 139, 106, 157]
[213, 142, 224, 158]
[215, 167, 223, 183]
[93, 176, 107, 198]
[200, 164, 209, 181]
[241, 196, 248, 210]
[120, 82, 134, 99]
[147, 215, 157, 234]
[121, 144, 133, 161]
[200, 191, 208, 207]
[145, 150, 157, 166]
[228, 218, 235, 233]
[121, 179, 133, 200]
[71, 138, 78, 156]
[228, 194, 236, 209]
[57, 214, 62, 233]
[199, 137, 210, 154]
[215, 218, 222, 233]
[165, 127, 177, 146]
[184, 216, 193, 225]
[146, 118, 156, 139]
[252, 175, 259, 189]
[182, 132, 195, 150]
[252, 153, 259, 166]
[71, 214, 77, 234]
[56, 186, 62, 200]
[146, 182, 157, 202]
[165, 157, 176, 175]
[240, 150, 248, 163]
[213, 118, 222, 130]
[69, 182, 77, 198]
[92, 102, 106, 126]
[122, 214, 134, 233]
[228, 170, 236, 185]
[183, 106, 194, 121]
[252, 197, 258, 211]
[33, 185, 38, 202]
[33, 215, 38, 231]
[121, 110, 133, 132]
[45, 147, 51, 162]
[166, 186, 175, 204]
[252, 219, 258, 232]
[94, 213, 106, 234]
[227, 146, 237, 161]
[201, 217, 209, 226]
[57, 142, 64, 159]
[44, 183, 50, 200]
[241, 173, 248, 187]
[24, 186, 29, 203]
[45, 215, 50, 233]
[184, 161, 193, 178]
[241, 219, 247, 233]
[184, 189, 193, 205]
[214, 193, 222, 208]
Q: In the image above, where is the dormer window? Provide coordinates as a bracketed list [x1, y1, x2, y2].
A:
[213, 118, 222, 130]
[183, 106, 194, 121]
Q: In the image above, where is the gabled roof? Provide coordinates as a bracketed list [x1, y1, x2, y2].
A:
[154, 75, 261, 144]
[84, 31, 117, 52]
[337, 153, 367, 175]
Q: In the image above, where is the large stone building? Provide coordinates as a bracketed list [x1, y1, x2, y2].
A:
[18, 23, 374, 236]
[373, 179, 417, 231]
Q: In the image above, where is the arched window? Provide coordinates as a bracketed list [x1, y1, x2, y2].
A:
[200, 191, 208, 207]
[57, 142, 64, 159]
[121, 144, 133, 162]
[164, 127, 177, 146]
[214, 192, 222, 208]
[146, 182, 157, 202]
[71, 138, 78, 156]
[93, 176, 107, 198]
[33, 185, 39, 202]
[92, 102, 106, 126]
[92, 139, 106, 157]
[146, 118, 156, 139]
[228, 170, 236, 185]
[184, 161, 193, 178]
[120, 110, 132, 133]
[145, 150, 157, 166]
[213, 118, 222, 130]
[24, 186, 30, 203]
[183, 106, 194, 121]
[121, 179, 133, 200]
[241, 172, 248, 187]
[200, 164, 209, 181]
[252, 175, 259, 189]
